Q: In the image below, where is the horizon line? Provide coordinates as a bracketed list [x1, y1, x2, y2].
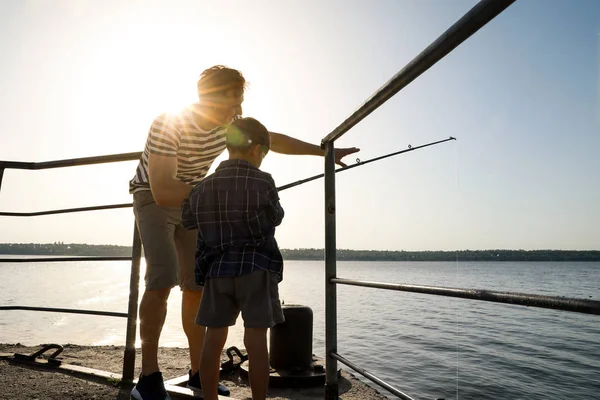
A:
[1, 243, 599, 252]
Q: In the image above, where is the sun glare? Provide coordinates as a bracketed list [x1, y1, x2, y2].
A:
[155, 80, 199, 114]
[127, 59, 200, 117]
[112, 21, 219, 118]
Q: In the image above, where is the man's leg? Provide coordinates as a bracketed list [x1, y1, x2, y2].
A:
[244, 327, 269, 400]
[139, 288, 171, 374]
[132, 192, 181, 399]
[133, 191, 181, 377]
[181, 290, 204, 373]
[200, 327, 228, 400]
[175, 231, 206, 374]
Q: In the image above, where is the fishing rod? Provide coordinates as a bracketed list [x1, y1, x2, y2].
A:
[277, 136, 456, 192]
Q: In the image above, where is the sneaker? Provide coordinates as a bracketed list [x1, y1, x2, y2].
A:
[131, 371, 171, 400]
[187, 369, 231, 396]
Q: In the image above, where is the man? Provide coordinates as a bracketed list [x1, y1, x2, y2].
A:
[128, 65, 358, 400]
[182, 117, 284, 400]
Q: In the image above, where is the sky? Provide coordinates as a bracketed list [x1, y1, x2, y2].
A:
[0, 0, 598, 251]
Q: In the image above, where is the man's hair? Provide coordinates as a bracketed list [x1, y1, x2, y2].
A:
[225, 117, 270, 154]
[197, 65, 246, 98]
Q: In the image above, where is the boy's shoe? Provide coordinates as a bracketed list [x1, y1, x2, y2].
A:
[187, 369, 231, 396]
[130, 371, 171, 400]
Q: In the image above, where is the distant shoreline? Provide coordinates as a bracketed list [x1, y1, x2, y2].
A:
[1, 243, 599, 262]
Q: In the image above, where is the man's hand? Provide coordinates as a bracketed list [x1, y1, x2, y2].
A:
[334, 147, 360, 167]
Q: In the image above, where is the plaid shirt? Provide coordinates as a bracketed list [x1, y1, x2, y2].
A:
[182, 159, 285, 286]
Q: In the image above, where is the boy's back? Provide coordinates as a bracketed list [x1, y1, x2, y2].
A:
[183, 117, 285, 400]
[182, 158, 284, 285]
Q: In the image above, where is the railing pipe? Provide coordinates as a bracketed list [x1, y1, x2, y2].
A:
[0, 256, 131, 263]
[321, 0, 516, 146]
[0, 152, 141, 171]
[332, 278, 600, 316]
[0, 203, 133, 217]
[332, 352, 416, 400]
[324, 141, 339, 399]
[0, 306, 127, 318]
[122, 224, 142, 382]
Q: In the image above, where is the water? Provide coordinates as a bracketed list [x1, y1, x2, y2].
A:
[1, 259, 599, 399]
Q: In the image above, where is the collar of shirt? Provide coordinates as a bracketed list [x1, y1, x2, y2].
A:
[216, 159, 259, 171]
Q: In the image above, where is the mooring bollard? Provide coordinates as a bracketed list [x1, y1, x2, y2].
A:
[270, 304, 313, 371]
[240, 303, 331, 387]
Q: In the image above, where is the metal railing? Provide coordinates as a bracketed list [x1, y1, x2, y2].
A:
[0, 134, 455, 389]
[319, 0, 600, 399]
[0, 152, 142, 382]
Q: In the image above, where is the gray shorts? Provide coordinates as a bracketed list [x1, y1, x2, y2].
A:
[133, 190, 201, 292]
[196, 270, 285, 328]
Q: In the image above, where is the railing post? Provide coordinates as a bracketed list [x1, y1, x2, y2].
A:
[324, 141, 338, 399]
[122, 222, 142, 382]
[0, 167, 5, 193]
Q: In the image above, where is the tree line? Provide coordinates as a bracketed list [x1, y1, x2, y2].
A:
[0, 243, 132, 256]
[1, 243, 599, 261]
[280, 248, 600, 261]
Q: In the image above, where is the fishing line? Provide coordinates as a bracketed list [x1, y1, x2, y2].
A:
[454, 139, 461, 399]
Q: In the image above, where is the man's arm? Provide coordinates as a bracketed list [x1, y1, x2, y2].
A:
[270, 131, 360, 168]
[181, 197, 198, 230]
[148, 153, 193, 207]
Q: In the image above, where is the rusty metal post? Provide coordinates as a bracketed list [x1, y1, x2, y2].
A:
[323, 141, 338, 399]
[0, 167, 5, 193]
[122, 223, 142, 382]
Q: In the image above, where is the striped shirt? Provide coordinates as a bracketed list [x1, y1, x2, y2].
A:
[181, 159, 285, 286]
[129, 106, 229, 194]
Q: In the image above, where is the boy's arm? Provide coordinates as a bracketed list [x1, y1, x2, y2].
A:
[181, 197, 198, 230]
[272, 199, 284, 227]
[266, 183, 285, 227]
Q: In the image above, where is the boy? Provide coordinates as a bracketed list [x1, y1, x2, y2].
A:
[182, 117, 285, 400]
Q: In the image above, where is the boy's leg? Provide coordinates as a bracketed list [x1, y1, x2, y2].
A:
[237, 270, 286, 400]
[196, 277, 239, 397]
[200, 327, 228, 400]
[244, 327, 269, 400]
